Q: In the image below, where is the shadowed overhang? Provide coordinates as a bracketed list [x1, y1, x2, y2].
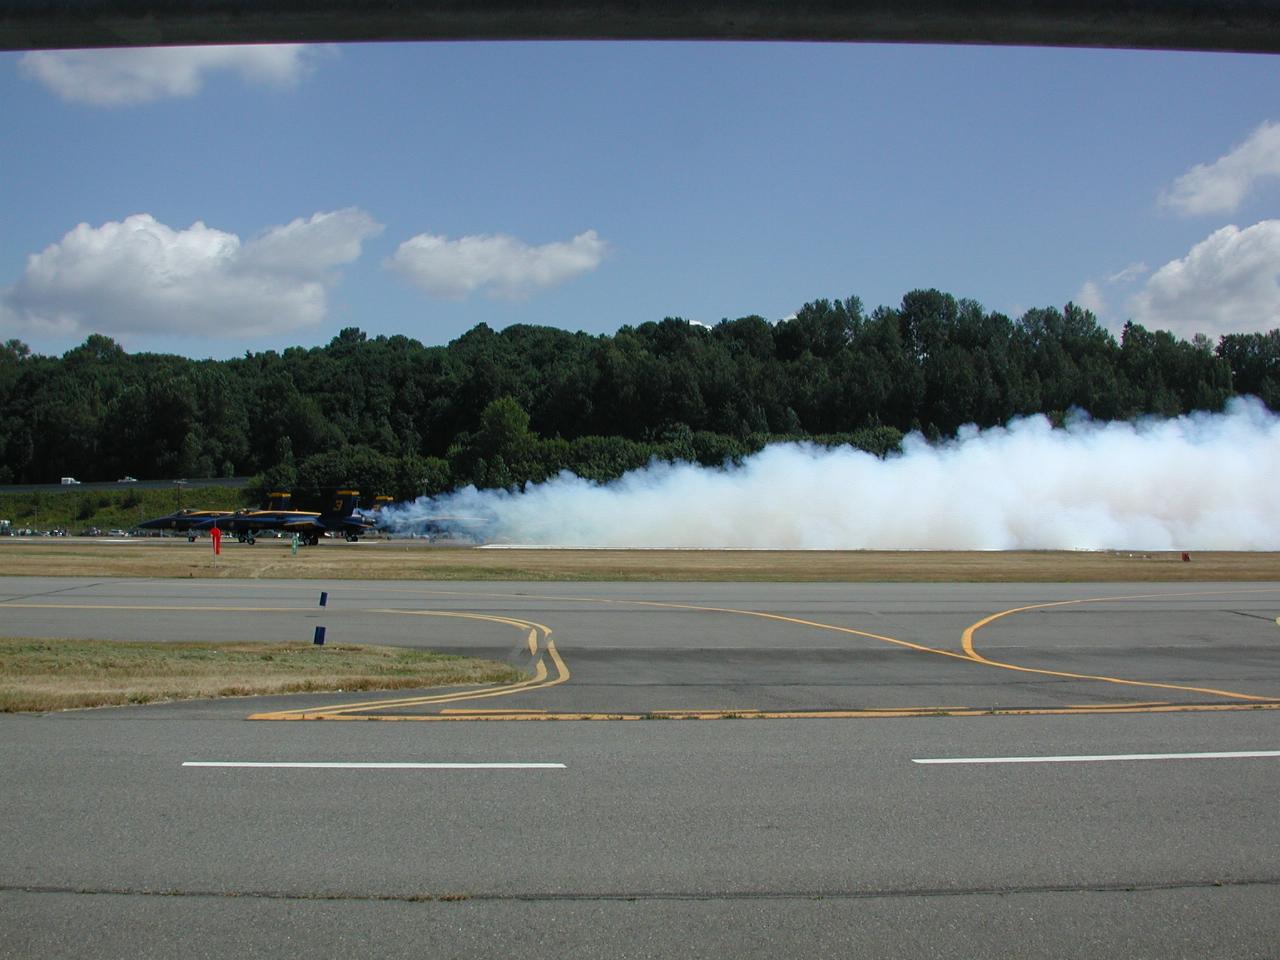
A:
[3, 0, 1280, 53]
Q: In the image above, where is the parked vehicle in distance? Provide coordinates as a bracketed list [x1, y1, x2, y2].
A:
[60, 476, 80, 485]
[106, 529, 129, 537]
[80, 527, 102, 537]
[118, 476, 137, 483]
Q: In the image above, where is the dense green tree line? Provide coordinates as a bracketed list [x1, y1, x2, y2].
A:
[1, 290, 1275, 504]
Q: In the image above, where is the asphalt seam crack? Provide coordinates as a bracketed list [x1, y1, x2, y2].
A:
[5, 877, 1279, 905]
[1229, 610, 1280, 623]
[0, 580, 109, 604]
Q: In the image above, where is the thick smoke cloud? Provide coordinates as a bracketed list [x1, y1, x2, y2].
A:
[380, 399, 1280, 550]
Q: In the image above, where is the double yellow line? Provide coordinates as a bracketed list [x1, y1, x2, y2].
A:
[248, 610, 568, 720]
[317, 586, 1277, 721]
[10, 587, 1277, 721]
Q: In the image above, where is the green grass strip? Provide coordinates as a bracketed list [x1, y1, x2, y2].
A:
[0, 637, 524, 712]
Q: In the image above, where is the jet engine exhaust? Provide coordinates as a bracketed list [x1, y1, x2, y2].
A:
[378, 398, 1280, 550]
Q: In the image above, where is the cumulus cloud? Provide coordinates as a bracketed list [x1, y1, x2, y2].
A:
[388, 230, 607, 300]
[19, 44, 330, 106]
[1161, 121, 1280, 216]
[1128, 221, 1280, 338]
[0, 209, 382, 341]
[379, 399, 1280, 551]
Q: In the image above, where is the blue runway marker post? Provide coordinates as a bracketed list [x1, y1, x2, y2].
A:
[314, 592, 329, 644]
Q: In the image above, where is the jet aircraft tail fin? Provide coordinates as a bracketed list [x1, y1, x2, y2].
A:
[265, 491, 292, 511]
[326, 489, 361, 519]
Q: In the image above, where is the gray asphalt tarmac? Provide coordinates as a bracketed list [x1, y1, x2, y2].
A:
[2, 576, 1279, 958]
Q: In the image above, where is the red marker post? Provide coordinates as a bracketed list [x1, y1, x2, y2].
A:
[211, 525, 222, 556]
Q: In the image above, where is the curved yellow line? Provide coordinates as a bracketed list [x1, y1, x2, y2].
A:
[371, 608, 553, 634]
[406, 584, 1280, 711]
[960, 589, 1279, 702]
[38, 584, 1272, 719]
[664, 603, 975, 660]
[279, 638, 572, 720]
[485, 594, 975, 662]
[249, 610, 561, 719]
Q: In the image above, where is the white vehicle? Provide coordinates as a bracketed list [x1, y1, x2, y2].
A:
[60, 477, 81, 485]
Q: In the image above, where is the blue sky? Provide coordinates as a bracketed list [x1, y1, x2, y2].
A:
[1, 41, 1278, 358]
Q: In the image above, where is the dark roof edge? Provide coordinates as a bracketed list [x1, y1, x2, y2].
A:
[4, 0, 1280, 54]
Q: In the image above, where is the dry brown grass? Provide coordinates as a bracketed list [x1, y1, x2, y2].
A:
[0, 636, 524, 712]
[0, 537, 1277, 581]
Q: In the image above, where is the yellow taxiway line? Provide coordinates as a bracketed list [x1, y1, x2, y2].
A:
[251, 700, 1280, 722]
[9, 586, 1275, 720]
[960, 588, 1279, 703]
[248, 610, 568, 720]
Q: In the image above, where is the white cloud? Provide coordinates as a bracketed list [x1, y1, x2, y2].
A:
[388, 230, 607, 300]
[1074, 263, 1148, 326]
[19, 44, 330, 106]
[0, 209, 382, 341]
[241, 208, 378, 278]
[1160, 121, 1280, 216]
[1074, 280, 1107, 317]
[1127, 221, 1280, 338]
[1107, 262, 1148, 285]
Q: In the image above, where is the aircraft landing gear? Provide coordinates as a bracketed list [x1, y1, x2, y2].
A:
[345, 534, 359, 542]
[187, 534, 196, 542]
[308, 535, 320, 546]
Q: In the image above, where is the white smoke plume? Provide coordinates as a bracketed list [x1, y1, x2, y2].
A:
[379, 399, 1280, 550]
